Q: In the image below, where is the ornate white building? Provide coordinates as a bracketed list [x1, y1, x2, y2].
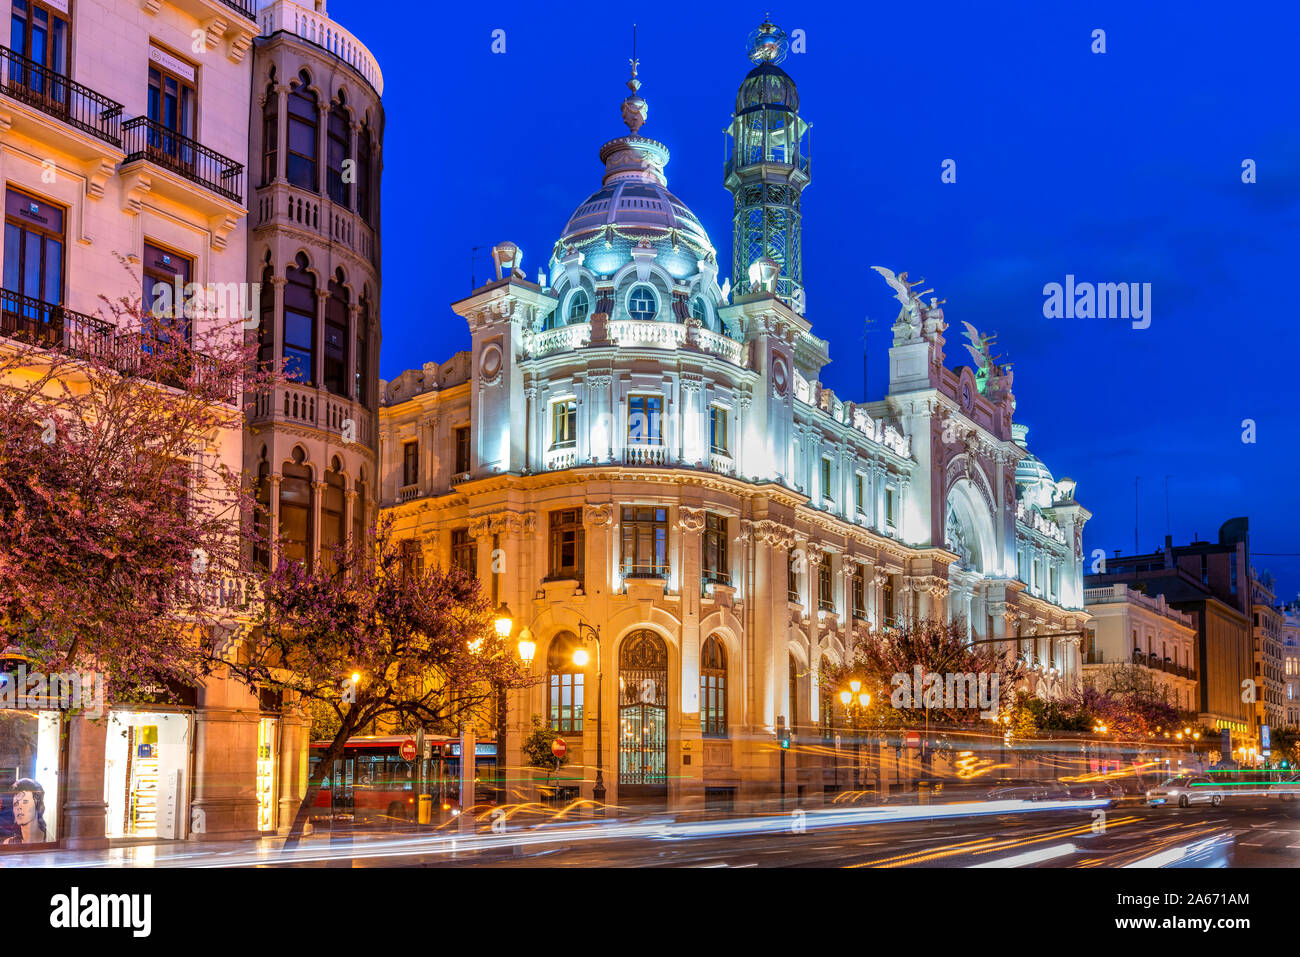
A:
[380, 19, 1091, 809]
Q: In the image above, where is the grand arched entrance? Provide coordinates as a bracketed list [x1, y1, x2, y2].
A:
[618, 630, 669, 805]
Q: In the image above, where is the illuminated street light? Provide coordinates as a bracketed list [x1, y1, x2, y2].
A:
[494, 603, 513, 638]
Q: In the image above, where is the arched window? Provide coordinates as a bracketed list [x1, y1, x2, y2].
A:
[324, 269, 349, 395]
[287, 71, 319, 191]
[567, 288, 589, 324]
[253, 448, 270, 570]
[326, 92, 351, 206]
[627, 285, 657, 321]
[352, 472, 367, 558]
[261, 73, 279, 186]
[321, 458, 346, 573]
[355, 293, 370, 408]
[279, 449, 313, 568]
[690, 297, 716, 331]
[283, 253, 315, 384]
[356, 120, 373, 224]
[701, 635, 727, 737]
[547, 632, 584, 733]
[257, 259, 274, 369]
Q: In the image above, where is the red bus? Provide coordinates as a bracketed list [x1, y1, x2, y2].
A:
[308, 735, 498, 825]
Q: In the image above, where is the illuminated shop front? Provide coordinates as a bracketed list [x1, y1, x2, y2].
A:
[104, 710, 192, 840]
[257, 717, 279, 832]
[0, 710, 61, 847]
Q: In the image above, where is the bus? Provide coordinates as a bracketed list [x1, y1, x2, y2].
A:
[307, 735, 498, 825]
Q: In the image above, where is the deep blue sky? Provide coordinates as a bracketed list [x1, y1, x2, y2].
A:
[329, 0, 1298, 600]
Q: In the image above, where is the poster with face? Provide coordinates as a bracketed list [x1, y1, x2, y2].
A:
[0, 711, 60, 846]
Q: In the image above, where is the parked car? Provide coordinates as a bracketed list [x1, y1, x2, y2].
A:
[1146, 774, 1224, 808]
[986, 779, 1071, 801]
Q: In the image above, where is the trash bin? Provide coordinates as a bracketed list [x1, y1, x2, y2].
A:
[418, 794, 433, 824]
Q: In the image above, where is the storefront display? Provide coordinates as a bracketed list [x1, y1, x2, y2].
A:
[256, 717, 278, 832]
[104, 710, 191, 840]
[0, 711, 59, 846]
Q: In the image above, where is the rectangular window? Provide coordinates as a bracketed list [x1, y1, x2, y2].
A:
[788, 549, 799, 603]
[883, 576, 896, 627]
[709, 406, 728, 455]
[818, 560, 833, 611]
[3, 187, 64, 325]
[885, 485, 897, 528]
[398, 539, 423, 581]
[620, 506, 667, 578]
[627, 394, 662, 446]
[142, 241, 194, 351]
[548, 508, 584, 580]
[551, 399, 576, 449]
[450, 528, 476, 577]
[147, 47, 197, 166]
[852, 563, 866, 619]
[402, 441, 418, 487]
[821, 458, 833, 501]
[1200, 554, 1208, 585]
[10, 0, 70, 100]
[702, 513, 729, 586]
[549, 673, 584, 734]
[453, 426, 470, 474]
[855, 474, 865, 514]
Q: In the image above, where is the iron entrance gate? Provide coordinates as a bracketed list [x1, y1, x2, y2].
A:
[618, 630, 668, 799]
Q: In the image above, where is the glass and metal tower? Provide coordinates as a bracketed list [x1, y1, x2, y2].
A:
[724, 16, 811, 309]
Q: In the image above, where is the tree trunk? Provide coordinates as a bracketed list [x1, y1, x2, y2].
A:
[281, 713, 358, 852]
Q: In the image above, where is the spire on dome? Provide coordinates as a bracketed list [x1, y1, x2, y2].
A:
[621, 23, 648, 134]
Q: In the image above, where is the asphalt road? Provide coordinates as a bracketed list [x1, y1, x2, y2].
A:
[324, 798, 1300, 869]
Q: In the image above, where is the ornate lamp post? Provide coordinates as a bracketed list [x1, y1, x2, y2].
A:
[504, 609, 607, 816]
[838, 679, 870, 790]
[488, 603, 536, 805]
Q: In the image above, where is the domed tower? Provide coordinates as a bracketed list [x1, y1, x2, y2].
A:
[545, 54, 724, 336]
[725, 16, 811, 309]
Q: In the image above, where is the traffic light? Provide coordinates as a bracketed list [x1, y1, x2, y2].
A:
[780, 731, 791, 749]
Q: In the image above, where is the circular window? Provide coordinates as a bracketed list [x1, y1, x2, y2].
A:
[627, 285, 658, 322]
[567, 289, 590, 324]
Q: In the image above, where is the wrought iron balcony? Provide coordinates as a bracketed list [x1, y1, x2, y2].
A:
[0, 45, 123, 147]
[0, 289, 113, 359]
[218, 0, 257, 19]
[122, 116, 244, 204]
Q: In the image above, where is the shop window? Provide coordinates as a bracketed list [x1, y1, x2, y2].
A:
[104, 710, 190, 840]
[0, 709, 59, 846]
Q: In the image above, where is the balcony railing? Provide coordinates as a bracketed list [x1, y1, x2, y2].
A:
[1, 290, 232, 398]
[122, 116, 244, 203]
[624, 444, 667, 467]
[0, 289, 113, 359]
[0, 46, 123, 147]
[218, 0, 257, 19]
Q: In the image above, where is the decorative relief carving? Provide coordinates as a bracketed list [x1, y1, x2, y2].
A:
[583, 504, 614, 527]
[678, 507, 706, 532]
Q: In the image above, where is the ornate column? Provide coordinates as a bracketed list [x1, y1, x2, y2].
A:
[268, 473, 282, 569]
[873, 566, 890, 628]
[313, 288, 330, 387]
[267, 275, 286, 365]
[680, 375, 702, 467]
[310, 480, 325, 567]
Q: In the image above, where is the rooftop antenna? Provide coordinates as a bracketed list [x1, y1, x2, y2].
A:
[860, 314, 877, 398]
[1134, 476, 1140, 556]
[1164, 474, 1171, 539]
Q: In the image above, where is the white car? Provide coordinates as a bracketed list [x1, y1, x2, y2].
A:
[1146, 774, 1224, 808]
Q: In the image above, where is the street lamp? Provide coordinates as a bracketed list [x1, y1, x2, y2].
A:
[839, 682, 870, 790]
[498, 609, 607, 815]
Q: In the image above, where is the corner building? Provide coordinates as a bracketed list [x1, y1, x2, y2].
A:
[380, 21, 1090, 810]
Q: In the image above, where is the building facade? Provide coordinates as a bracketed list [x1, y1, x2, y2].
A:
[0, 0, 261, 848]
[1083, 583, 1198, 714]
[244, 0, 383, 833]
[378, 20, 1091, 810]
[1282, 605, 1300, 729]
[1250, 573, 1285, 737]
[1088, 521, 1257, 751]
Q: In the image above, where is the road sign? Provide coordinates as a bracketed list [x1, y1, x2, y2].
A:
[551, 738, 568, 759]
[905, 731, 920, 750]
[400, 738, 417, 761]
